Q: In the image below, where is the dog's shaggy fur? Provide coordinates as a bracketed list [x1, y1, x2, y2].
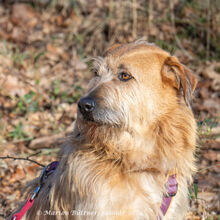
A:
[11, 41, 197, 220]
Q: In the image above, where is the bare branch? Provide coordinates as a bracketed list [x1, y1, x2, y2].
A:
[0, 154, 45, 167]
[169, 0, 193, 60]
[132, 0, 137, 39]
[206, 0, 211, 60]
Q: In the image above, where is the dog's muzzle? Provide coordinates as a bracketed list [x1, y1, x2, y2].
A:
[78, 97, 95, 121]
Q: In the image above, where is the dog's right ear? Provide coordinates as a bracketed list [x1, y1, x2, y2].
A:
[161, 56, 197, 106]
[105, 44, 121, 55]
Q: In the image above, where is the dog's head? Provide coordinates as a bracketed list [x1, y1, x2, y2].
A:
[77, 42, 197, 131]
[75, 41, 197, 172]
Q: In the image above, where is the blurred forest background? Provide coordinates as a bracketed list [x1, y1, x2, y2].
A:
[0, 0, 219, 219]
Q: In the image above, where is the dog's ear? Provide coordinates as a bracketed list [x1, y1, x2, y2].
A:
[161, 56, 197, 106]
[105, 44, 121, 55]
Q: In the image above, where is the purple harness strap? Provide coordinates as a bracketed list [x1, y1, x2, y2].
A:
[160, 173, 178, 217]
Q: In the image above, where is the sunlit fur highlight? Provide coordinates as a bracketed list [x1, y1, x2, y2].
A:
[11, 41, 197, 220]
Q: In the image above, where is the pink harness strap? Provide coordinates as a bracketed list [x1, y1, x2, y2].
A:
[160, 173, 178, 217]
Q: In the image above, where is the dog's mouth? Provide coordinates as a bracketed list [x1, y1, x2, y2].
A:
[77, 96, 122, 126]
[79, 111, 95, 122]
[77, 107, 121, 127]
[77, 105, 103, 125]
[77, 109, 106, 126]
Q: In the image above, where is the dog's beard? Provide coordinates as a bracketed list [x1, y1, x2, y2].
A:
[76, 109, 124, 146]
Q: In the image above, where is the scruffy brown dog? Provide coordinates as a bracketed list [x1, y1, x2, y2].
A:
[11, 41, 197, 220]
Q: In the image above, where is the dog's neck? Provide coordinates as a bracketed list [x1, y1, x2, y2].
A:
[72, 121, 164, 174]
[73, 107, 196, 179]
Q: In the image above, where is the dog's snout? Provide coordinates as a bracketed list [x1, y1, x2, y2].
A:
[78, 97, 95, 115]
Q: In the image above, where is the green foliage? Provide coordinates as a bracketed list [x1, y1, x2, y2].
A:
[215, 66, 220, 74]
[52, 80, 61, 96]
[154, 39, 176, 55]
[197, 117, 219, 139]
[61, 85, 83, 103]
[206, 216, 220, 220]
[11, 46, 28, 66]
[188, 186, 193, 200]
[74, 34, 85, 59]
[188, 183, 198, 200]
[0, 40, 28, 65]
[33, 51, 45, 63]
[7, 122, 29, 141]
[15, 91, 39, 115]
[51, 80, 83, 104]
[193, 183, 198, 199]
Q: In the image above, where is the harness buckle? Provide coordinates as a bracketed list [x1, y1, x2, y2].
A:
[30, 186, 41, 201]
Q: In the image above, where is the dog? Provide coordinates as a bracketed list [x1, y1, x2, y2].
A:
[10, 41, 197, 220]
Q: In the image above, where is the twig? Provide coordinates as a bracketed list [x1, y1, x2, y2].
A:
[26, 151, 42, 158]
[12, 137, 33, 144]
[29, 122, 75, 149]
[148, 0, 153, 38]
[198, 162, 220, 173]
[169, 0, 193, 60]
[206, 0, 211, 60]
[29, 132, 65, 149]
[132, 0, 137, 39]
[0, 155, 45, 167]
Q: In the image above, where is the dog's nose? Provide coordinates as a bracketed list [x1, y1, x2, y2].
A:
[78, 97, 95, 114]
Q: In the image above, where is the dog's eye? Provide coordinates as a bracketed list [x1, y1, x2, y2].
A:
[118, 72, 133, 81]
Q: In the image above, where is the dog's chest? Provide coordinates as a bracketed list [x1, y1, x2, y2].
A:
[75, 171, 163, 219]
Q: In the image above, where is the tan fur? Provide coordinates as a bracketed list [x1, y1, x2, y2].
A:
[10, 41, 197, 220]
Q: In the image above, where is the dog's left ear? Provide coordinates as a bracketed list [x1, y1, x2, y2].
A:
[161, 56, 197, 106]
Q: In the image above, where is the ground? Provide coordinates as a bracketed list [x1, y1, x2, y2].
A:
[0, 1, 219, 220]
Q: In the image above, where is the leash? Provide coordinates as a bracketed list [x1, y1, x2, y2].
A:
[11, 162, 177, 219]
[11, 161, 59, 220]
